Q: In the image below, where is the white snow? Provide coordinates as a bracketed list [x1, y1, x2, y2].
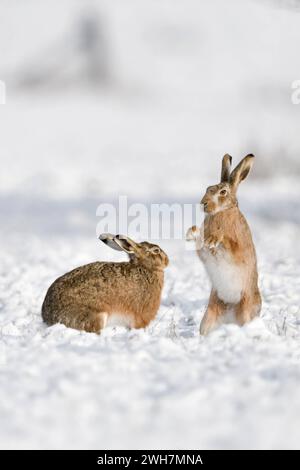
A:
[1, 0, 300, 450]
[1, 216, 300, 450]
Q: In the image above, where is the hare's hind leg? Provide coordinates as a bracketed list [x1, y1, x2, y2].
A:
[234, 291, 261, 325]
[200, 290, 226, 335]
[82, 311, 108, 333]
[63, 308, 108, 333]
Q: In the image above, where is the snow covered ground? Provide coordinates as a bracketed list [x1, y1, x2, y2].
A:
[1, 0, 300, 450]
[1, 211, 300, 450]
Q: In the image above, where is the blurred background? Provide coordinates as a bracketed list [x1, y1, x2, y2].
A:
[0, 0, 300, 208]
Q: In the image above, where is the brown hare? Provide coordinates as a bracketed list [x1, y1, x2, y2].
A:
[42, 234, 169, 333]
[186, 154, 261, 335]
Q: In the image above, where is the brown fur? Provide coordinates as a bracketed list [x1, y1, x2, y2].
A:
[42, 236, 169, 333]
[187, 154, 262, 335]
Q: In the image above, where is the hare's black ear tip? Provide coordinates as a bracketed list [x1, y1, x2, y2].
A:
[246, 153, 255, 159]
[98, 233, 125, 251]
[223, 153, 232, 164]
[98, 235, 107, 246]
[99, 233, 113, 243]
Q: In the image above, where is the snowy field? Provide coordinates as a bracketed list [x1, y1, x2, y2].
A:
[2, 198, 300, 450]
[1, 0, 300, 450]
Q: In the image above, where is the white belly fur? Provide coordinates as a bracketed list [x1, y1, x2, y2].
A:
[202, 248, 244, 304]
[106, 313, 135, 329]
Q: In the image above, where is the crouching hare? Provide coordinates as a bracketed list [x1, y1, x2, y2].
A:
[42, 234, 169, 333]
[186, 154, 261, 335]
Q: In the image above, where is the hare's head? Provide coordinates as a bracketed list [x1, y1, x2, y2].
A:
[99, 234, 169, 271]
[201, 154, 255, 214]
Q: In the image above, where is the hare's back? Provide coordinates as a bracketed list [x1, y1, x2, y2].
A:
[48, 261, 106, 289]
[42, 262, 126, 325]
[47, 261, 133, 296]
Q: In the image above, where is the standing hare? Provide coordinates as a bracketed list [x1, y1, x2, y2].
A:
[186, 154, 261, 335]
[42, 234, 169, 333]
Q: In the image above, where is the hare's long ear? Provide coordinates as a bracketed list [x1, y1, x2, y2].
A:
[220, 154, 232, 183]
[99, 233, 124, 251]
[229, 154, 255, 191]
[113, 234, 136, 254]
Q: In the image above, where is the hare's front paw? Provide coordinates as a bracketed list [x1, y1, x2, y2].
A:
[186, 225, 201, 241]
[205, 233, 223, 252]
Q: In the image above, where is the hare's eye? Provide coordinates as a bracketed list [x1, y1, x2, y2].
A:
[151, 247, 160, 255]
[220, 189, 227, 196]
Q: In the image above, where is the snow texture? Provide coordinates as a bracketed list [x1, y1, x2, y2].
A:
[0, 0, 300, 450]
